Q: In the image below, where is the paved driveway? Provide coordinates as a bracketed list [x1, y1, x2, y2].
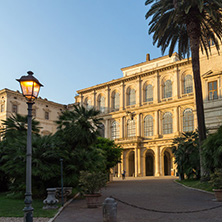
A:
[54, 177, 222, 222]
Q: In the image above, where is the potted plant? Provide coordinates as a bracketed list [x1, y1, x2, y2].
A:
[210, 169, 222, 202]
[79, 171, 107, 208]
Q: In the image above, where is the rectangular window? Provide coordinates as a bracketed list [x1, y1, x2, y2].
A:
[208, 81, 218, 100]
[45, 111, 49, 120]
[1, 104, 4, 112]
[12, 104, 18, 113]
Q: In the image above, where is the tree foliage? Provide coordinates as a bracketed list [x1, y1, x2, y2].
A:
[94, 137, 123, 172]
[202, 126, 222, 174]
[0, 105, 122, 197]
[56, 104, 102, 150]
[145, 0, 222, 58]
[171, 131, 200, 180]
[0, 115, 61, 197]
[54, 104, 105, 187]
[0, 114, 40, 138]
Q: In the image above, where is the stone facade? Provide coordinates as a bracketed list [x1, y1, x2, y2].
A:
[75, 45, 222, 178]
[0, 88, 65, 135]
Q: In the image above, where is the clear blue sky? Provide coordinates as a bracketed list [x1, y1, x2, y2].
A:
[0, 0, 163, 104]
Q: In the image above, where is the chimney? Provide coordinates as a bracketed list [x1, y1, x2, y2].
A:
[146, 53, 150, 61]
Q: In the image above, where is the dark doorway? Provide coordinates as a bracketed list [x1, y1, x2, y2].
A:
[128, 151, 135, 177]
[146, 153, 154, 176]
[164, 151, 171, 175]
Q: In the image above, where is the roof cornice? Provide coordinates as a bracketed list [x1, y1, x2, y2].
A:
[77, 57, 191, 94]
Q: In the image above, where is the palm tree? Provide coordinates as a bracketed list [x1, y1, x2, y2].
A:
[145, 0, 222, 178]
[1, 113, 40, 138]
[56, 104, 102, 149]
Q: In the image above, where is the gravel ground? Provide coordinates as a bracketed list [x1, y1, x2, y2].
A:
[0, 218, 49, 222]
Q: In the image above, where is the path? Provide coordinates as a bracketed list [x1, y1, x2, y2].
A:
[53, 177, 222, 222]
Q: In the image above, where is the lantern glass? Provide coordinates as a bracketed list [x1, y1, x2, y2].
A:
[17, 71, 43, 102]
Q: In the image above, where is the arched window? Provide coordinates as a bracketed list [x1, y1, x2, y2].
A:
[145, 84, 153, 102]
[98, 123, 105, 137]
[183, 108, 194, 132]
[85, 98, 91, 109]
[113, 92, 120, 110]
[88, 99, 92, 108]
[127, 119, 136, 137]
[111, 121, 120, 139]
[98, 95, 105, 113]
[128, 88, 136, 106]
[163, 112, 173, 134]
[163, 80, 172, 98]
[144, 115, 153, 137]
[184, 75, 193, 94]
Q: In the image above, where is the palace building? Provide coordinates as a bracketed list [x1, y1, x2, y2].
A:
[0, 88, 65, 136]
[75, 45, 222, 178]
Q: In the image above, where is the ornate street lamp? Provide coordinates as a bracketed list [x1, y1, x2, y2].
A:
[17, 71, 43, 222]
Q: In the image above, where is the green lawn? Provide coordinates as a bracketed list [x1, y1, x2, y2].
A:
[0, 193, 59, 218]
[176, 179, 213, 192]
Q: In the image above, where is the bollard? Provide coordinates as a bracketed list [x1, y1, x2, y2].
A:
[103, 196, 117, 222]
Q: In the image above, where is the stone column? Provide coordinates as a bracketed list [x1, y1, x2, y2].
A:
[120, 116, 125, 138]
[80, 94, 84, 106]
[93, 90, 97, 108]
[140, 149, 143, 177]
[174, 106, 180, 136]
[155, 146, 160, 176]
[121, 152, 124, 176]
[136, 114, 141, 137]
[173, 66, 179, 99]
[105, 86, 110, 113]
[154, 110, 160, 138]
[118, 162, 121, 178]
[178, 106, 181, 132]
[136, 77, 142, 107]
[193, 109, 198, 130]
[120, 82, 125, 110]
[160, 148, 163, 176]
[153, 73, 159, 103]
[105, 119, 109, 138]
[134, 148, 138, 177]
[137, 147, 141, 176]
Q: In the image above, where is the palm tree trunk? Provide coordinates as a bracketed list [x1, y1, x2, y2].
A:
[187, 17, 207, 178]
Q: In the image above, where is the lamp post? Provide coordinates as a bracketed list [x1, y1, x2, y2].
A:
[60, 158, 64, 206]
[17, 71, 43, 222]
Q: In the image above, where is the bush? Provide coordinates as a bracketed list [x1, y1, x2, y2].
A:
[202, 126, 222, 174]
[171, 131, 200, 180]
[79, 171, 107, 194]
[210, 169, 222, 189]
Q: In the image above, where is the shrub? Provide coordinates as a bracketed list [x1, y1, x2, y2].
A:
[210, 169, 222, 189]
[202, 126, 222, 174]
[79, 171, 107, 194]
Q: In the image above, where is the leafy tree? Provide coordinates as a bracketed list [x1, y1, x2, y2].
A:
[94, 137, 122, 173]
[145, 0, 222, 178]
[55, 104, 105, 187]
[56, 104, 102, 150]
[1, 113, 40, 138]
[0, 114, 61, 197]
[202, 126, 222, 174]
[0, 114, 41, 194]
[171, 131, 200, 180]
